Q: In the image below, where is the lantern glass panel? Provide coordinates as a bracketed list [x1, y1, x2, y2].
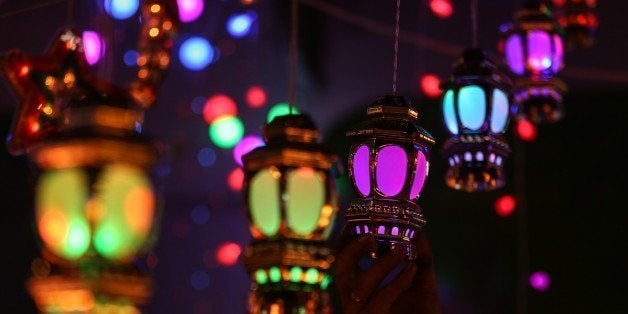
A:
[491, 89, 510, 133]
[248, 167, 281, 237]
[93, 164, 155, 261]
[409, 151, 428, 199]
[352, 144, 371, 196]
[458, 85, 486, 131]
[443, 89, 458, 134]
[375, 145, 408, 196]
[527, 30, 552, 71]
[286, 167, 325, 235]
[36, 168, 90, 260]
[505, 34, 525, 74]
[552, 34, 564, 73]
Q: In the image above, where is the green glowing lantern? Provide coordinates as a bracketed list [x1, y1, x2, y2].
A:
[242, 114, 338, 313]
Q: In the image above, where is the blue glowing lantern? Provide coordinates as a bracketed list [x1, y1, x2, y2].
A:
[499, 3, 567, 124]
[441, 49, 512, 192]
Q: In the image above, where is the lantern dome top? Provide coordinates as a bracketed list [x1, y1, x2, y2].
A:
[444, 48, 512, 91]
[507, 2, 563, 33]
[347, 95, 435, 146]
[264, 113, 320, 145]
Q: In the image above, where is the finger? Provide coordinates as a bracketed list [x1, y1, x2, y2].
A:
[406, 232, 441, 313]
[365, 262, 417, 313]
[351, 245, 407, 301]
[334, 233, 376, 290]
[334, 225, 358, 255]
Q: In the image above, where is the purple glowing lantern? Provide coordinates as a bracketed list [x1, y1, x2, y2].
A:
[499, 3, 567, 125]
[440, 49, 512, 192]
[346, 95, 435, 260]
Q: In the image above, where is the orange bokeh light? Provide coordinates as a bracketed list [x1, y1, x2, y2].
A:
[38, 210, 68, 247]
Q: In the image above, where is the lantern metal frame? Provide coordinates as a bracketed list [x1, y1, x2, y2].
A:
[346, 95, 435, 260]
[551, 0, 598, 50]
[242, 114, 338, 313]
[440, 48, 512, 192]
[499, 3, 568, 124]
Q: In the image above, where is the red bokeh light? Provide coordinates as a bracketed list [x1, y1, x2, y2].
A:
[216, 242, 242, 266]
[420, 74, 442, 98]
[430, 0, 453, 19]
[203, 94, 237, 124]
[516, 119, 537, 142]
[19, 65, 30, 77]
[246, 86, 267, 108]
[227, 167, 244, 191]
[495, 194, 517, 217]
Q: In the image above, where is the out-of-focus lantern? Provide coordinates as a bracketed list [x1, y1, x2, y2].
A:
[498, 2, 567, 125]
[549, 0, 598, 50]
[242, 114, 338, 313]
[345, 95, 435, 260]
[440, 48, 512, 192]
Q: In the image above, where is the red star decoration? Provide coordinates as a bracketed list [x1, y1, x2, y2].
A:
[1, 29, 125, 155]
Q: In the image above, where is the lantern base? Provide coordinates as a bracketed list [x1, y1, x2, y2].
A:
[247, 288, 331, 314]
[346, 198, 426, 260]
[442, 134, 510, 192]
[514, 78, 567, 125]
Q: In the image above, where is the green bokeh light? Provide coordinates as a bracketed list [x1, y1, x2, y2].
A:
[255, 269, 268, 285]
[290, 266, 303, 283]
[266, 102, 300, 123]
[304, 268, 319, 284]
[209, 116, 245, 149]
[321, 275, 332, 290]
[269, 266, 282, 283]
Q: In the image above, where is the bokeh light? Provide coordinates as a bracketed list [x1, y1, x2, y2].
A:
[227, 167, 244, 191]
[227, 12, 256, 38]
[529, 271, 551, 291]
[216, 242, 242, 266]
[516, 119, 537, 142]
[197, 147, 217, 167]
[82, 31, 105, 65]
[246, 86, 267, 108]
[104, 0, 139, 20]
[495, 194, 516, 217]
[267, 102, 300, 123]
[203, 94, 237, 124]
[429, 0, 453, 19]
[420, 74, 442, 98]
[177, 0, 204, 23]
[123, 50, 139, 67]
[209, 116, 244, 149]
[190, 205, 210, 225]
[233, 135, 265, 166]
[190, 270, 210, 290]
[179, 37, 214, 71]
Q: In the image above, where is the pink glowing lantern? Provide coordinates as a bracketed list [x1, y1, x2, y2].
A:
[82, 30, 105, 65]
[529, 271, 551, 291]
[346, 95, 435, 259]
[177, 0, 204, 23]
[233, 135, 265, 166]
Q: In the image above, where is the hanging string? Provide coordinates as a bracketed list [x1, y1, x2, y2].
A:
[288, 0, 299, 115]
[0, 0, 67, 19]
[392, 0, 401, 95]
[471, 0, 478, 47]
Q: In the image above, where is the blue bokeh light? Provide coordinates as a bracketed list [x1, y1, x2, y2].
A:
[227, 12, 256, 38]
[190, 271, 210, 290]
[104, 0, 139, 20]
[179, 37, 214, 71]
[197, 147, 217, 167]
[190, 205, 211, 225]
[123, 50, 139, 67]
[191, 96, 207, 115]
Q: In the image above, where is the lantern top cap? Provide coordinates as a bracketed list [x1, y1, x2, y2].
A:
[366, 95, 419, 120]
[509, 2, 562, 32]
[264, 113, 320, 145]
[442, 48, 512, 89]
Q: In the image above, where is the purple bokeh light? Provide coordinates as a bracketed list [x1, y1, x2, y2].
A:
[233, 135, 265, 166]
[177, 0, 204, 23]
[409, 151, 428, 199]
[527, 30, 552, 72]
[375, 145, 407, 196]
[529, 271, 551, 291]
[82, 30, 105, 65]
[352, 145, 371, 196]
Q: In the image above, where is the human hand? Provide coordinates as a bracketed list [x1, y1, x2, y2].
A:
[333, 230, 441, 314]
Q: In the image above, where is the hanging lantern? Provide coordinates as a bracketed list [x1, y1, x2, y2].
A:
[549, 0, 598, 50]
[440, 49, 512, 192]
[498, 3, 567, 125]
[242, 114, 338, 313]
[345, 95, 435, 260]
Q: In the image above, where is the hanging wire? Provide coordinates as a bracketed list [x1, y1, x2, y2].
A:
[392, 0, 401, 95]
[288, 0, 299, 115]
[0, 0, 67, 19]
[471, 0, 478, 48]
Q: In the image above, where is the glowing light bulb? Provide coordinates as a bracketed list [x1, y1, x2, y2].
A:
[429, 0, 453, 19]
[104, 0, 139, 20]
[177, 0, 204, 23]
[516, 119, 537, 142]
[179, 37, 214, 71]
[227, 167, 244, 191]
[216, 242, 242, 266]
[420, 74, 442, 98]
[227, 12, 256, 38]
[529, 271, 550, 291]
[495, 194, 516, 217]
[82, 31, 105, 65]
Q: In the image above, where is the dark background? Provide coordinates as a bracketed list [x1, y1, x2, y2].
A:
[1, 0, 627, 313]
